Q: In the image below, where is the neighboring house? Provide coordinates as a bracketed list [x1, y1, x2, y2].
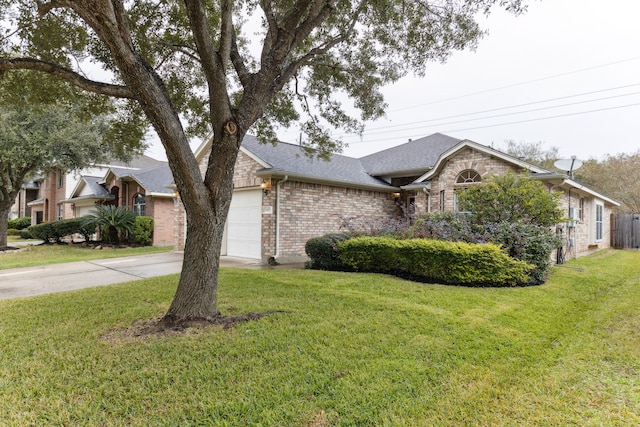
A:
[22, 155, 175, 246]
[175, 133, 619, 263]
[8, 178, 40, 220]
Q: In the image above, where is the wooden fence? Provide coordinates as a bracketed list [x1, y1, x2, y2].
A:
[611, 214, 640, 249]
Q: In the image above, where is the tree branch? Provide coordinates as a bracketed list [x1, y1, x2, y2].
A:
[218, 0, 234, 70]
[0, 58, 136, 99]
[230, 30, 252, 89]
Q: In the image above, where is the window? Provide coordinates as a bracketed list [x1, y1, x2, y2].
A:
[595, 203, 603, 241]
[57, 203, 63, 221]
[439, 190, 445, 212]
[57, 170, 64, 187]
[133, 193, 146, 216]
[455, 169, 481, 184]
[579, 198, 585, 222]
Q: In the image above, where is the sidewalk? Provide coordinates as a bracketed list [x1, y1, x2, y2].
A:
[0, 251, 304, 300]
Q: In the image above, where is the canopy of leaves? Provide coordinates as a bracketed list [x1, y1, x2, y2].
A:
[501, 140, 559, 170]
[575, 152, 640, 213]
[457, 172, 564, 227]
[0, 92, 139, 210]
[1, 0, 525, 156]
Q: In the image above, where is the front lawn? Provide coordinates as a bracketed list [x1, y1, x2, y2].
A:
[0, 249, 638, 425]
[0, 243, 173, 270]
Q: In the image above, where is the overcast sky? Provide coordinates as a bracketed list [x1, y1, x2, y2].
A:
[147, 0, 640, 162]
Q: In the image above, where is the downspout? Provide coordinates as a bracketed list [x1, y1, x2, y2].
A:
[273, 175, 289, 263]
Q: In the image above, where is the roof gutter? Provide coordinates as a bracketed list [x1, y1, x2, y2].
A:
[255, 169, 399, 193]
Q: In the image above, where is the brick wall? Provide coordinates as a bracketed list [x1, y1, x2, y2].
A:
[150, 197, 175, 246]
[428, 148, 523, 212]
[267, 181, 398, 260]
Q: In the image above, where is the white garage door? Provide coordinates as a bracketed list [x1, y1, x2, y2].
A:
[226, 189, 262, 259]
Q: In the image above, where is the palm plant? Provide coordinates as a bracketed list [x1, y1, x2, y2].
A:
[86, 205, 136, 244]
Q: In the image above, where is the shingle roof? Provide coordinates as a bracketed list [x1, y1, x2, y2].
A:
[109, 164, 174, 195]
[129, 165, 174, 194]
[82, 175, 112, 198]
[359, 133, 461, 175]
[241, 135, 394, 190]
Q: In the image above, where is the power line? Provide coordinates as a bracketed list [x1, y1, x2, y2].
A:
[356, 83, 640, 134]
[390, 56, 640, 112]
[346, 102, 640, 144]
[349, 90, 640, 138]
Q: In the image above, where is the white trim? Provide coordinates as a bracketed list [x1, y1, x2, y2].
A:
[414, 140, 549, 183]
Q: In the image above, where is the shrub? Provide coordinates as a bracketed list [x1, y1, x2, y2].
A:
[23, 217, 97, 243]
[305, 233, 356, 270]
[19, 228, 32, 239]
[27, 222, 57, 242]
[7, 228, 20, 236]
[132, 216, 154, 245]
[488, 221, 562, 285]
[409, 211, 490, 243]
[87, 205, 136, 243]
[339, 236, 533, 287]
[8, 217, 32, 230]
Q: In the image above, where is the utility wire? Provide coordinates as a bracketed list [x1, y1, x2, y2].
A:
[390, 56, 640, 112]
[346, 102, 640, 144]
[350, 90, 640, 137]
[356, 83, 640, 134]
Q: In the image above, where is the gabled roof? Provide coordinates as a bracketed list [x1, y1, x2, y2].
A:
[194, 134, 397, 191]
[106, 164, 174, 196]
[359, 133, 461, 176]
[193, 132, 618, 205]
[241, 135, 395, 191]
[413, 139, 550, 183]
[63, 175, 115, 203]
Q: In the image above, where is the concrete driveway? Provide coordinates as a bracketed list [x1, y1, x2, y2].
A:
[0, 252, 274, 300]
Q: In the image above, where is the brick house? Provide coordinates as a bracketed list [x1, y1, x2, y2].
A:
[22, 155, 175, 246]
[174, 133, 619, 263]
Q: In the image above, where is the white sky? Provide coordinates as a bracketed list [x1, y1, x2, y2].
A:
[147, 0, 640, 162]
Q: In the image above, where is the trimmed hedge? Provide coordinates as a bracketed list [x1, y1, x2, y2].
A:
[26, 217, 96, 243]
[8, 217, 32, 230]
[7, 228, 20, 236]
[304, 233, 355, 270]
[339, 236, 534, 287]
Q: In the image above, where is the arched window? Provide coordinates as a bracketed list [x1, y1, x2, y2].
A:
[133, 193, 146, 216]
[456, 169, 481, 184]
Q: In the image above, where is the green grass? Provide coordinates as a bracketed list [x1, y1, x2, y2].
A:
[0, 244, 173, 270]
[0, 249, 638, 426]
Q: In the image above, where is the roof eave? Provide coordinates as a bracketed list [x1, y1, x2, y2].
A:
[255, 169, 399, 192]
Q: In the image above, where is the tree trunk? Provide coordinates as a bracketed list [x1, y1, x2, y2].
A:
[160, 129, 242, 326]
[0, 203, 9, 247]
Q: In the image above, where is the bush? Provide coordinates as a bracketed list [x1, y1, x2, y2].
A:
[8, 217, 32, 230]
[305, 233, 356, 270]
[27, 222, 57, 242]
[19, 228, 32, 239]
[487, 221, 562, 285]
[339, 236, 533, 287]
[87, 206, 136, 244]
[7, 228, 20, 236]
[409, 211, 490, 243]
[132, 216, 154, 245]
[26, 217, 98, 243]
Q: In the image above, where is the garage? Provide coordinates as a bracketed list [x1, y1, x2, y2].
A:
[226, 189, 263, 259]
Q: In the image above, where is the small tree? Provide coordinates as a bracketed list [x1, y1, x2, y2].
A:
[457, 172, 564, 227]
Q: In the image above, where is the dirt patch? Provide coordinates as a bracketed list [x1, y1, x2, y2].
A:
[0, 246, 20, 253]
[102, 311, 288, 344]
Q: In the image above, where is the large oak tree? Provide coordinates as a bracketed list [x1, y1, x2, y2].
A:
[0, 0, 525, 327]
